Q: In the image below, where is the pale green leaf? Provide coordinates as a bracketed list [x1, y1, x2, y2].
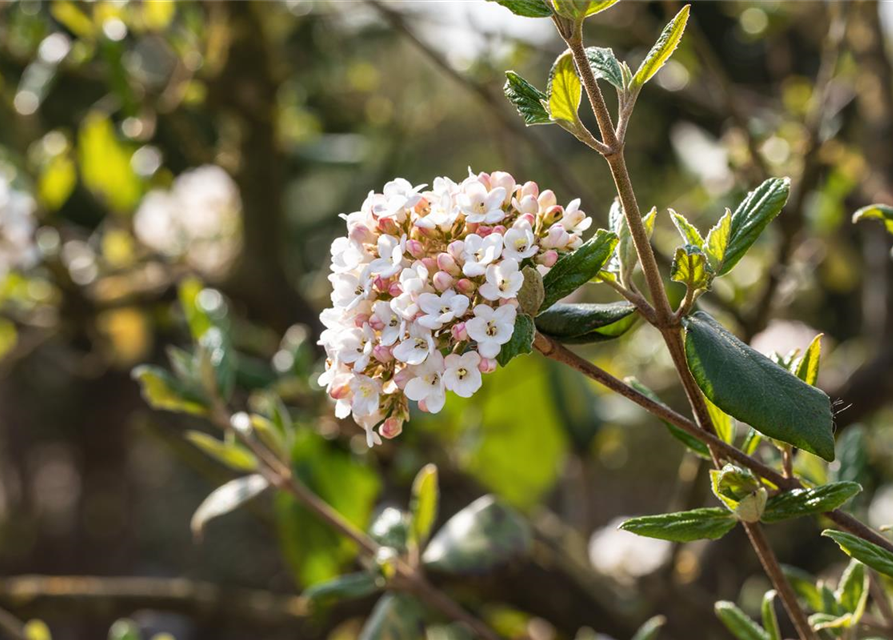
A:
[670, 245, 713, 291]
[488, 0, 553, 17]
[852, 203, 893, 234]
[761, 591, 781, 640]
[548, 51, 582, 126]
[835, 559, 868, 621]
[410, 464, 439, 549]
[185, 431, 257, 472]
[705, 209, 731, 273]
[670, 209, 705, 248]
[132, 365, 208, 416]
[823, 530, 893, 579]
[631, 615, 666, 640]
[191, 474, 269, 538]
[633, 5, 691, 87]
[795, 334, 822, 387]
[714, 601, 770, 640]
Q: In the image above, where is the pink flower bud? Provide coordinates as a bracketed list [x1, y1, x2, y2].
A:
[330, 381, 351, 400]
[421, 257, 437, 272]
[478, 358, 497, 374]
[490, 171, 516, 204]
[354, 314, 370, 328]
[369, 314, 385, 331]
[433, 271, 454, 292]
[465, 221, 480, 234]
[393, 367, 412, 389]
[373, 345, 393, 363]
[378, 218, 399, 236]
[517, 195, 539, 215]
[379, 417, 403, 439]
[520, 181, 539, 198]
[477, 225, 494, 237]
[448, 241, 465, 261]
[388, 282, 403, 297]
[543, 225, 570, 249]
[539, 249, 559, 267]
[492, 225, 507, 235]
[477, 172, 491, 190]
[455, 278, 476, 295]
[542, 205, 564, 226]
[436, 252, 460, 275]
[451, 322, 468, 341]
[538, 189, 557, 210]
[349, 224, 375, 245]
[418, 399, 430, 413]
[374, 276, 388, 292]
[406, 239, 425, 259]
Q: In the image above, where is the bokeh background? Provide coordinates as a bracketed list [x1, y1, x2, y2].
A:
[1, 1, 893, 639]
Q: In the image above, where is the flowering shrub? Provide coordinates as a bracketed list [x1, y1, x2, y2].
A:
[317, 171, 591, 445]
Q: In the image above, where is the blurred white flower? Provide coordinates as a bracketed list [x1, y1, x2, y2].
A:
[133, 165, 241, 275]
[0, 178, 38, 278]
[589, 517, 671, 582]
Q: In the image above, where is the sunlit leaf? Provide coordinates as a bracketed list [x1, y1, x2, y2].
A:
[548, 51, 582, 127]
[185, 431, 257, 472]
[835, 559, 868, 623]
[632, 5, 690, 87]
[535, 302, 637, 344]
[132, 365, 208, 415]
[823, 530, 893, 579]
[683, 312, 835, 461]
[761, 591, 780, 640]
[38, 153, 76, 211]
[714, 601, 770, 640]
[585, 47, 624, 89]
[670, 245, 713, 291]
[504, 72, 551, 126]
[631, 615, 666, 640]
[78, 113, 142, 214]
[191, 474, 268, 539]
[620, 508, 737, 542]
[705, 209, 732, 273]
[718, 178, 791, 276]
[852, 203, 893, 234]
[670, 210, 705, 248]
[795, 334, 822, 386]
[762, 482, 861, 524]
[488, 0, 553, 17]
[410, 464, 439, 549]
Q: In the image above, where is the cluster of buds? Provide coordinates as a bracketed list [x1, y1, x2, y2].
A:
[318, 169, 591, 446]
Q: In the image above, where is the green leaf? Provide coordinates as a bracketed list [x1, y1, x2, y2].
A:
[304, 572, 381, 604]
[23, 620, 52, 640]
[670, 245, 713, 291]
[585, 47, 624, 89]
[808, 612, 852, 631]
[108, 620, 141, 640]
[835, 559, 868, 620]
[548, 51, 582, 127]
[38, 153, 76, 211]
[191, 474, 269, 539]
[552, 0, 620, 18]
[705, 209, 732, 273]
[422, 495, 532, 575]
[410, 464, 439, 549]
[682, 311, 835, 461]
[132, 365, 208, 416]
[762, 482, 862, 524]
[795, 334, 822, 386]
[852, 203, 893, 234]
[706, 397, 734, 445]
[632, 5, 691, 87]
[625, 377, 711, 459]
[714, 601, 770, 640]
[718, 178, 791, 276]
[504, 72, 551, 126]
[534, 302, 637, 344]
[782, 565, 824, 612]
[78, 112, 142, 214]
[370, 507, 411, 552]
[185, 431, 257, 472]
[606, 203, 656, 286]
[488, 0, 553, 17]
[541, 229, 618, 310]
[620, 508, 737, 542]
[631, 616, 666, 640]
[761, 591, 781, 640]
[823, 530, 893, 579]
[710, 464, 767, 523]
[178, 279, 228, 342]
[497, 313, 535, 367]
[359, 594, 426, 640]
[518, 266, 545, 315]
[670, 210, 705, 248]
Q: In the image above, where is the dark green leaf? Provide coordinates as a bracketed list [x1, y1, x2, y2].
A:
[823, 530, 893, 579]
[714, 601, 770, 640]
[683, 311, 835, 461]
[535, 301, 637, 344]
[719, 178, 791, 276]
[620, 508, 737, 542]
[422, 495, 532, 575]
[410, 464, 439, 549]
[631, 615, 666, 640]
[585, 47, 624, 89]
[191, 474, 268, 539]
[541, 229, 618, 310]
[504, 72, 551, 126]
[497, 313, 535, 366]
[632, 5, 690, 87]
[304, 572, 381, 604]
[518, 266, 545, 315]
[626, 377, 711, 459]
[852, 203, 893, 234]
[782, 565, 824, 612]
[359, 594, 426, 640]
[488, 0, 553, 17]
[761, 591, 781, 640]
[762, 482, 862, 524]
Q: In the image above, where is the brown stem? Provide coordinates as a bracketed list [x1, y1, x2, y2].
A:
[742, 523, 817, 640]
[869, 570, 893, 629]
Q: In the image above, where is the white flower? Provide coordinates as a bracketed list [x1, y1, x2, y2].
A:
[459, 180, 507, 224]
[369, 234, 406, 278]
[404, 351, 446, 413]
[479, 258, 524, 301]
[336, 324, 375, 372]
[417, 290, 470, 330]
[461, 233, 503, 277]
[443, 352, 482, 397]
[502, 220, 538, 261]
[330, 236, 370, 274]
[372, 301, 402, 346]
[561, 198, 592, 234]
[393, 324, 434, 365]
[465, 304, 517, 358]
[374, 178, 425, 222]
[350, 374, 381, 417]
[329, 270, 372, 310]
[588, 517, 671, 582]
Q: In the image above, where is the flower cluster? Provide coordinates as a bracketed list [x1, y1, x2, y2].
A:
[318, 170, 591, 446]
[134, 165, 242, 276]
